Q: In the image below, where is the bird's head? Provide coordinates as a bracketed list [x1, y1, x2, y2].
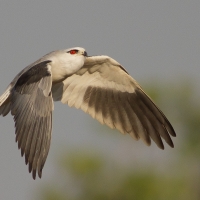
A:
[66, 47, 88, 57]
[50, 47, 88, 77]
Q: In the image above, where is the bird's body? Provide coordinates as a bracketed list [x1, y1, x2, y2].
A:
[0, 47, 176, 179]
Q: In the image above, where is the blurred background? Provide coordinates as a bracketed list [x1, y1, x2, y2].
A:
[0, 1, 199, 199]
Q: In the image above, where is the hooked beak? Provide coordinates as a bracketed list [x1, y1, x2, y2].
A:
[83, 51, 88, 57]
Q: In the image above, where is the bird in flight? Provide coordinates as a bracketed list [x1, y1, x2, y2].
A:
[0, 47, 176, 179]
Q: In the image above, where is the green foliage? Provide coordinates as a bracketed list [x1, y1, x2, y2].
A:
[61, 151, 103, 176]
[39, 150, 197, 200]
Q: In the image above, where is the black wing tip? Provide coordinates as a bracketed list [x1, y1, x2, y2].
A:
[159, 146, 165, 150]
[28, 163, 32, 173]
[32, 169, 42, 180]
[38, 170, 42, 179]
[28, 167, 42, 180]
[30, 167, 42, 180]
[155, 135, 175, 149]
[165, 121, 176, 138]
[142, 139, 164, 150]
[147, 135, 175, 149]
[169, 129, 176, 137]
[135, 88, 176, 148]
[22, 153, 43, 180]
[32, 169, 36, 180]
[168, 142, 174, 148]
[158, 139, 174, 149]
[157, 141, 165, 150]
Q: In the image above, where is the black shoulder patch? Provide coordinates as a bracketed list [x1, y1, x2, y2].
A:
[16, 60, 51, 86]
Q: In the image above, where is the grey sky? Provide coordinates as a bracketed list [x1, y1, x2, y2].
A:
[0, 1, 199, 199]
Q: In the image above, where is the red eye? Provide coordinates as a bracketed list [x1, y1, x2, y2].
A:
[69, 50, 77, 55]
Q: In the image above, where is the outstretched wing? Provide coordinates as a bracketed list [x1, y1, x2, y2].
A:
[52, 56, 176, 149]
[10, 60, 53, 179]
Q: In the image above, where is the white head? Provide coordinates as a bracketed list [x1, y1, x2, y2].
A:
[62, 47, 88, 74]
[50, 47, 88, 82]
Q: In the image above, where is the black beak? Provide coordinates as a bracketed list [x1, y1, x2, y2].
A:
[83, 51, 88, 57]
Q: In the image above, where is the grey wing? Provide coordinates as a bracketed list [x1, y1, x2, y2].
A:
[52, 56, 176, 150]
[0, 51, 57, 116]
[10, 60, 53, 179]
